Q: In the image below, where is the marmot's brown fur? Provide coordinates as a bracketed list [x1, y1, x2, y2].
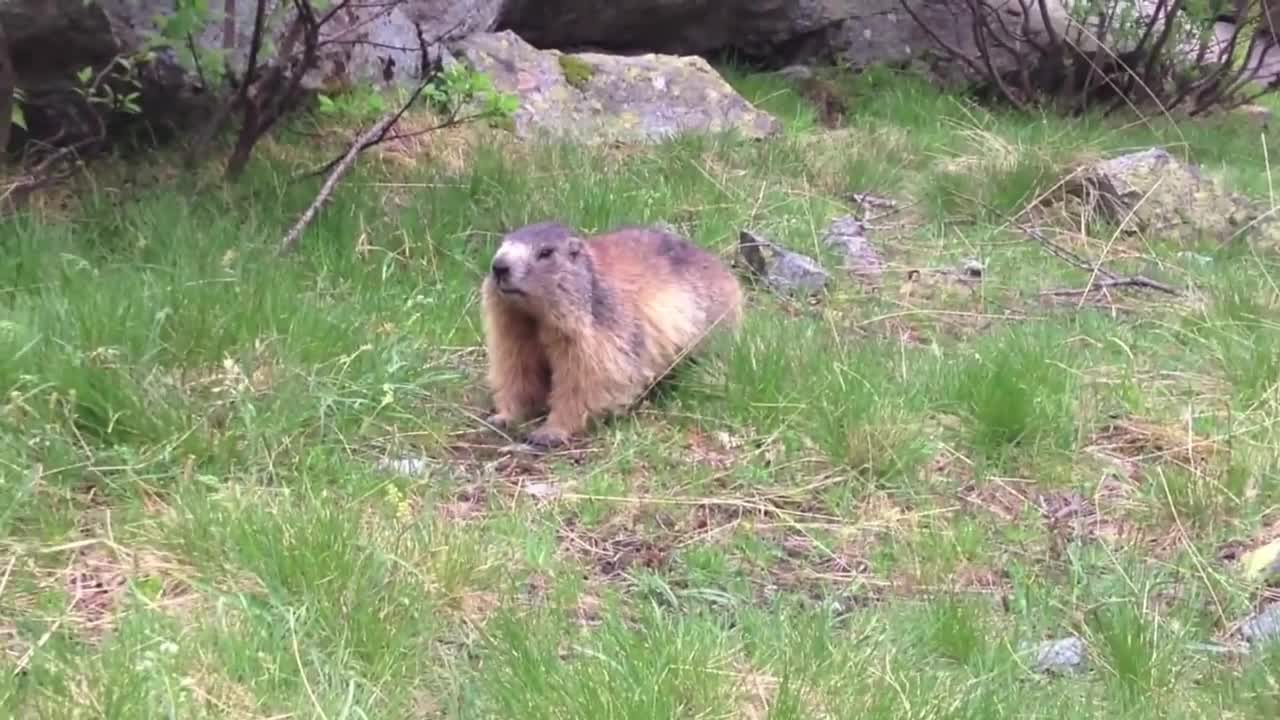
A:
[481, 221, 744, 447]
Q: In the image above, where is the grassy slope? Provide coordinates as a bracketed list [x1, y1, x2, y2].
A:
[1, 66, 1280, 718]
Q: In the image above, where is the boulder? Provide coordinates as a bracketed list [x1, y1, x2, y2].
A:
[450, 31, 781, 143]
[1, 0, 504, 150]
[497, 0, 1009, 84]
[1051, 148, 1261, 244]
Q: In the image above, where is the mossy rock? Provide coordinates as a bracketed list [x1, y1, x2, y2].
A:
[558, 55, 595, 90]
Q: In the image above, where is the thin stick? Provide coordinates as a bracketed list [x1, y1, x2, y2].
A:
[276, 111, 400, 256]
[1040, 276, 1181, 296]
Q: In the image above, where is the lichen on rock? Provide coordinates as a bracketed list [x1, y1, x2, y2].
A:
[449, 30, 780, 144]
[557, 55, 595, 90]
[1043, 148, 1275, 247]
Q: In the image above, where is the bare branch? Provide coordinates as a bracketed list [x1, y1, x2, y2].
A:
[1040, 276, 1182, 296]
[277, 110, 400, 255]
[0, 22, 14, 157]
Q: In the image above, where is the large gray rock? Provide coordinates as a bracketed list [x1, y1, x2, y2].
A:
[1, 0, 503, 149]
[498, 0, 990, 78]
[450, 31, 781, 143]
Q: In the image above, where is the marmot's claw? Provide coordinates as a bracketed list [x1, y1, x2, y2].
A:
[525, 427, 567, 449]
[485, 413, 513, 430]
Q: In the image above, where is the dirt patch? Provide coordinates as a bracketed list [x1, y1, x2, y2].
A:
[442, 429, 594, 478]
[1218, 515, 1280, 566]
[10, 544, 197, 650]
[65, 548, 128, 637]
[732, 664, 780, 720]
[950, 563, 1010, 593]
[558, 516, 675, 580]
[958, 476, 1148, 550]
[683, 428, 741, 470]
[1087, 415, 1223, 476]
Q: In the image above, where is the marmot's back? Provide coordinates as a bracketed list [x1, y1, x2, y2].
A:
[586, 227, 743, 366]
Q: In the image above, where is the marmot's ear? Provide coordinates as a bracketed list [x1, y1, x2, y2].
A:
[566, 236, 584, 259]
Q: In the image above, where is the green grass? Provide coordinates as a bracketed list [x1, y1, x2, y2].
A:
[2, 66, 1280, 718]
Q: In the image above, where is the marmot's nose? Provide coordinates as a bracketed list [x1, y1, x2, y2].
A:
[491, 259, 511, 282]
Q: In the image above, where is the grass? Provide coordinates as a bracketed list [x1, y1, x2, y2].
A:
[2, 63, 1280, 718]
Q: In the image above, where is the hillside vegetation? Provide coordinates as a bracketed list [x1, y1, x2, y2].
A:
[2, 66, 1280, 718]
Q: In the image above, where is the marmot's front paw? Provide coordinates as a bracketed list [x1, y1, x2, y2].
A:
[525, 425, 568, 449]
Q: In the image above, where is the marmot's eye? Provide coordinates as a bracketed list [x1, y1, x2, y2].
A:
[537, 247, 554, 260]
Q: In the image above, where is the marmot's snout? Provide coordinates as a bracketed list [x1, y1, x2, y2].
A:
[491, 257, 511, 282]
[488, 242, 533, 297]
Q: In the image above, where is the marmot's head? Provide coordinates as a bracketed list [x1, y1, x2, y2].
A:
[487, 221, 592, 318]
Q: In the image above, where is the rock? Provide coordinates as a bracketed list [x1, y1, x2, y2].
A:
[776, 65, 816, 82]
[822, 216, 884, 285]
[738, 229, 830, 295]
[1028, 636, 1088, 675]
[449, 30, 780, 143]
[1233, 104, 1273, 129]
[1052, 148, 1265, 245]
[959, 258, 985, 279]
[497, 1, 996, 81]
[377, 456, 433, 476]
[1238, 603, 1280, 646]
[169, 0, 503, 89]
[1, 0, 503, 150]
[1241, 538, 1280, 583]
[521, 481, 562, 500]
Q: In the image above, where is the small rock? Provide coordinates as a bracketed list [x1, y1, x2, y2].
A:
[738, 229, 831, 295]
[1233, 104, 1272, 128]
[376, 456, 432, 476]
[1187, 641, 1248, 657]
[959, 258, 985, 279]
[776, 64, 815, 82]
[1240, 538, 1280, 582]
[847, 191, 898, 215]
[1029, 636, 1088, 675]
[822, 215, 884, 284]
[1054, 148, 1268, 245]
[1238, 603, 1280, 646]
[521, 481, 562, 500]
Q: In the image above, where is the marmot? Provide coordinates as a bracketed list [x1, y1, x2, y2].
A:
[480, 221, 744, 448]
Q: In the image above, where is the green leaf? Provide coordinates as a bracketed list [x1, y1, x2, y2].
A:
[77, 66, 94, 85]
[10, 104, 26, 131]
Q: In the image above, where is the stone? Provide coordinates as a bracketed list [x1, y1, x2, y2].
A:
[376, 456, 433, 476]
[1233, 104, 1273, 129]
[1241, 538, 1280, 582]
[1028, 636, 1088, 675]
[2, 0, 505, 149]
[496, 0, 993, 79]
[1050, 148, 1268, 245]
[822, 215, 884, 285]
[449, 31, 780, 143]
[1238, 603, 1280, 646]
[738, 229, 831, 295]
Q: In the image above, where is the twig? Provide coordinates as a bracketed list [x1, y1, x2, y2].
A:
[297, 86, 446, 179]
[1040, 276, 1181, 296]
[1017, 222, 1120, 281]
[1017, 222, 1181, 296]
[277, 110, 401, 255]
